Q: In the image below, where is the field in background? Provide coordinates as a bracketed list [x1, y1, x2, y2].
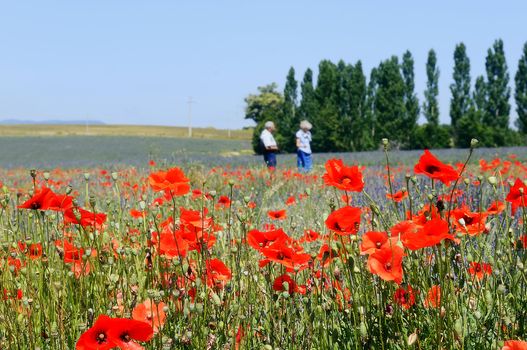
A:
[0, 124, 252, 140]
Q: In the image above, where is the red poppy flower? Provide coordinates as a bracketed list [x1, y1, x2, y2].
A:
[205, 259, 232, 288]
[64, 208, 107, 228]
[325, 206, 361, 235]
[132, 300, 166, 333]
[18, 187, 57, 210]
[502, 340, 527, 350]
[468, 262, 492, 280]
[386, 190, 408, 202]
[285, 196, 296, 206]
[272, 274, 306, 295]
[148, 167, 190, 196]
[76, 314, 117, 350]
[400, 218, 455, 251]
[260, 242, 311, 272]
[360, 231, 398, 255]
[367, 245, 405, 284]
[268, 209, 287, 220]
[451, 206, 488, 236]
[216, 195, 231, 208]
[414, 150, 459, 185]
[486, 201, 506, 215]
[393, 285, 416, 309]
[506, 178, 527, 215]
[247, 228, 290, 251]
[424, 285, 441, 308]
[323, 159, 364, 192]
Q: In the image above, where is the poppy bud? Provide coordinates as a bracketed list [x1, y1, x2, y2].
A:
[470, 138, 479, 148]
[228, 179, 235, 186]
[464, 178, 470, 185]
[407, 332, 418, 346]
[43, 171, 50, 180]
[382, 138, 389, 146]
[487, 176, 497, 185]
[30, 169, 37, 179]
[89, 195, 96, 208]
[83, 173, 90, 181]
[111, 172, 118, 181]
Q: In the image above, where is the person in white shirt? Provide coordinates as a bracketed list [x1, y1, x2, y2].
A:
[260, 121, 278, 168]
[296, 120, 313, 172]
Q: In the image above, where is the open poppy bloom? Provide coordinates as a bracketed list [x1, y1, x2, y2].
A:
[393, 285, 416, 309]
[272, 274, 306, 294]
[502, 340, 527, 350]
[76, 314, 153, 350]
[323, 159, 364, 192]
[400, 218, 455, 251]
[451, 206, 488, 236]
[386, 190, 408, 202]
[268, 209, 287, 220]
[325, 206, 362, 235]
[64, 208, 107, 228]
[148, 167, 190, 196]
[468, 262, 492, 280]
[367, 245, 405, 284]
[414, 150, 459, 186]
[260, 242, 311, 272]
[18, 187, 58, 210]
[360, 231, 398, 255]
[247, 228, 291, 252]
[205, 258, 232, 289]
[506, 178, 527, 215]
[132, 300, 166, 333]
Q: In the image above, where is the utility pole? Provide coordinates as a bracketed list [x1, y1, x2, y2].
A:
[187, 97, 194, 138]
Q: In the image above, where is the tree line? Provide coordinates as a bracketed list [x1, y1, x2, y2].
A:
[245, 39, 527, 153]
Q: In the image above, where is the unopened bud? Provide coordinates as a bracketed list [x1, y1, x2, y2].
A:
[83, 173, 90, 181]
[470, 138, 479, 148]
[487, 176, 497, 186]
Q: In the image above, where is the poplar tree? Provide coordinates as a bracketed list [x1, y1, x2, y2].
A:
[450, 43, 472, 144]
[515, 42, 527, 135]
[423, 49, 440, 126]
[281, 67, 298, 152]
[374, 56, 406, 148]
[401, 50, 419, 148]
[484, 39, 511, 146]
[313, 60, 340, 152]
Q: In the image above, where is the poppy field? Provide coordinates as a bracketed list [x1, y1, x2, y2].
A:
[1, 142, 527, 349]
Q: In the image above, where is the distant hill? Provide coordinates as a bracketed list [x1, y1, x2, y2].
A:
[0, 119, 105, 125]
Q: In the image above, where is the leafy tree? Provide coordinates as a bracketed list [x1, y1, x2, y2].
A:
[457, 76, 491, 147]
[364, 67, 378, 149]
[401, 50, 419, 148]
[373, 56, 406, 148]
[244, 83, 284, 153]
[298, 68, 318, 133]
[515, 42, 527, 135]
[484, 39, 511, 146]
[349, 61, 370, 151]
[423, 49, 440, 126]
[281, 67, 299, 152]
[313, 60, 340, 152]
[450, 43, 472, 145]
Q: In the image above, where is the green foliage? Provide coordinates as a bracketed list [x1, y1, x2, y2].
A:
[423, 49, 440, 126]
[244, 83, 285, 153]
[450, 43, 472, 144]
[412, 123, 452, 149]
[515, 42, 527, 134]
[484, 39, 511, 146]
[281, 67, 299, 152]
[401, 51, 420, 148]
[245, 39, 526, 153]
[373, 56, 407, 148]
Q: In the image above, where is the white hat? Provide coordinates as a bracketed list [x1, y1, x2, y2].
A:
[300, 120, 312, 130]
[264, 121, 275, 129]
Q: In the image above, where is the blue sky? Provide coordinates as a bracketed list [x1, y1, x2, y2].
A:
[0, 1, 525, 129]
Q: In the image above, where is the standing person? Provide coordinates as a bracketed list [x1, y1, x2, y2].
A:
[260, 121, 278, 168]
[296, 120, 313, 172]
